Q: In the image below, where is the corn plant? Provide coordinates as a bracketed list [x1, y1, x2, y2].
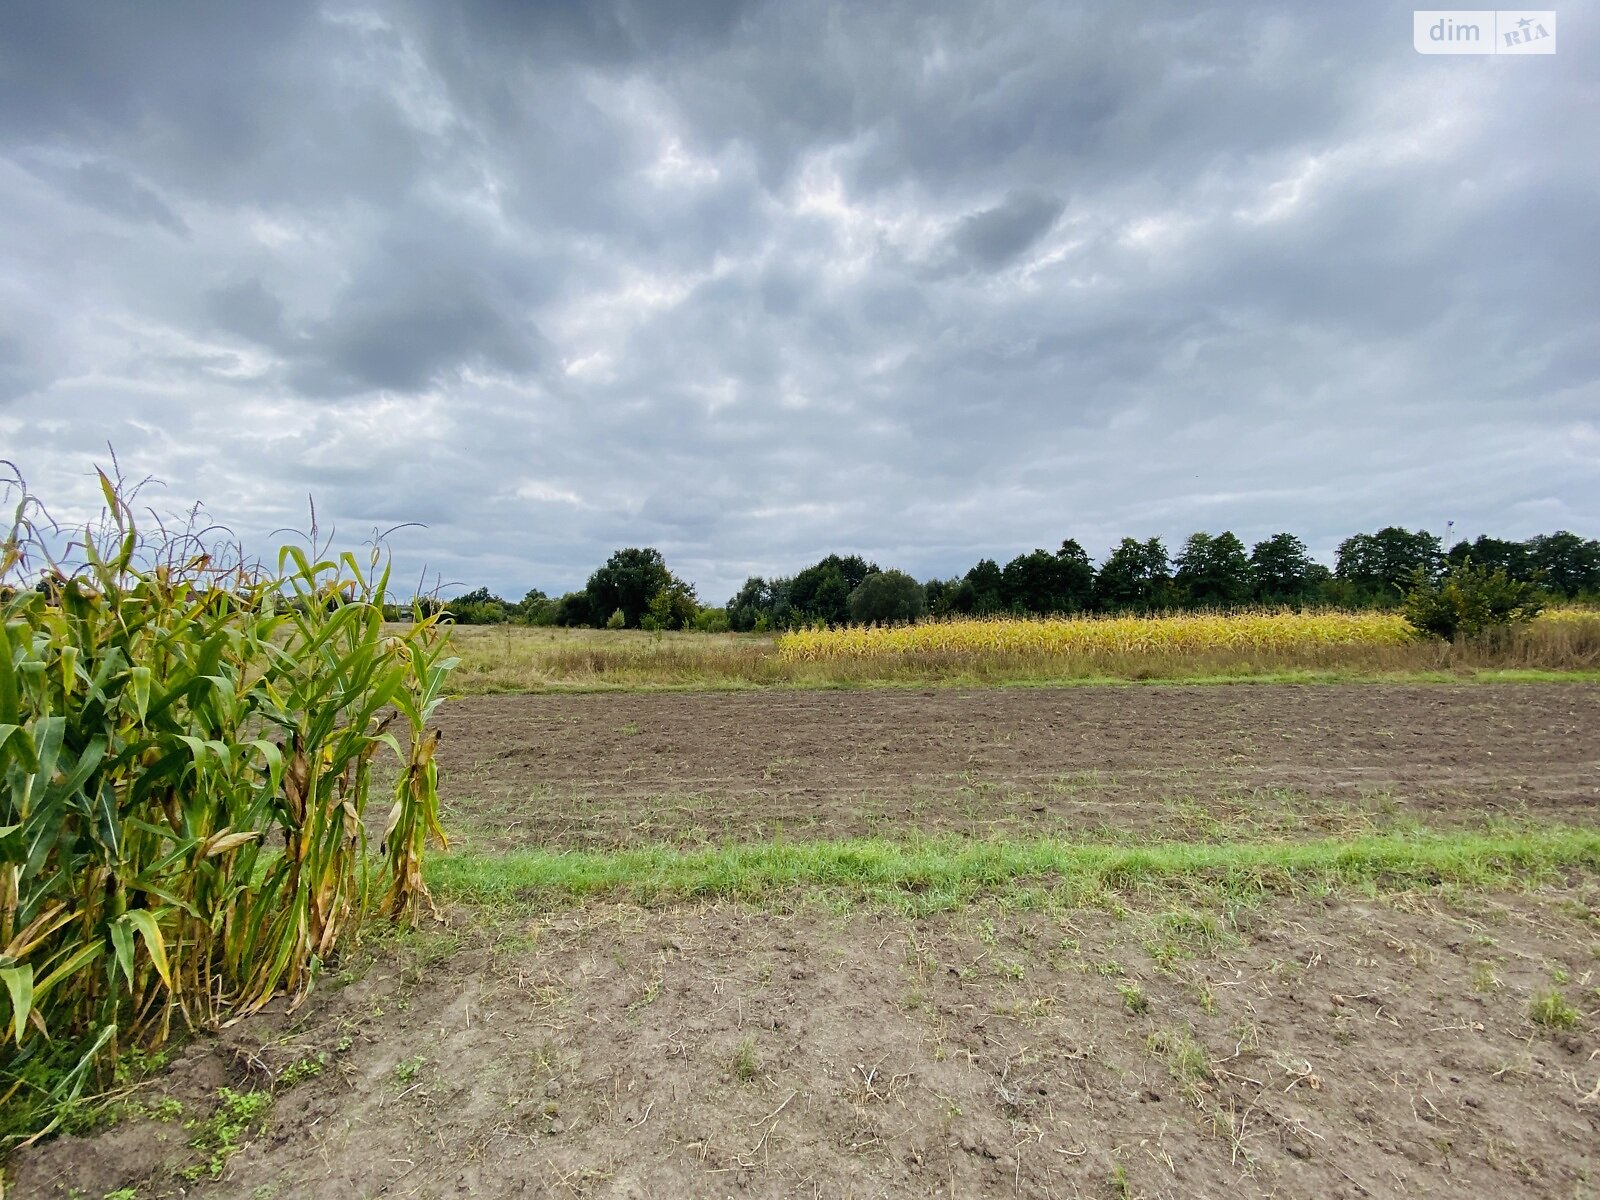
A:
[776, 609, 1419, 661]
[0, 468, 455, 1144]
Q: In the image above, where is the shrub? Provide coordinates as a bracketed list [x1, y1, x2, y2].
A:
[1401, 559, 1544, 641]
[693, 606, 731, 633]
[605, 607, 626, 630]
[646, 582, 699, 631]
[446, 587, 509, 625]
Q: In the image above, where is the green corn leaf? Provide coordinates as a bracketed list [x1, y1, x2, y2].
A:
[109, 917, 135, 987]
[34, 938, 103, 998]
[127, 665, 152, 721]
[123, 910, 172, 990]
[58, 644, 79, 697]
[0, 722, 37, 773]
[18, 716, 65, 818]
[0, 963, 34, 1044]
[0, 620, 19, 721]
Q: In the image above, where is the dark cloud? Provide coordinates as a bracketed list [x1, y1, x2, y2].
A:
[944, 191, 1065, 271]
[287, 257, 551, 397]
[206, 280, 287, 345]
[0, 0, 1595, 600]
[58, 161, 189, 236]
[0, 331, 35, 403]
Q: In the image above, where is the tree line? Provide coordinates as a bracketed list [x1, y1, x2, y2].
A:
[438, 528, 1600, 629]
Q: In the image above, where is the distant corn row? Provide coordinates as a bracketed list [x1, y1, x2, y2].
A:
[1534, 606, 1600, 624]
[776, 610, 1418, 661]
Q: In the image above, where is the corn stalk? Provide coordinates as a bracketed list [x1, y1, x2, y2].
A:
[0, 468, 454, 1143]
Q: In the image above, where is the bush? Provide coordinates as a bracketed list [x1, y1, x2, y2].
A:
[515, 589, 557, 625]
[605, 607, 627, 629]
[693, 606, 731, 633]
[446, 586, 510, 625]
[1401, 559, 1544, 641]
[646, 582, 699, 631]
[553, 590, 596, 627]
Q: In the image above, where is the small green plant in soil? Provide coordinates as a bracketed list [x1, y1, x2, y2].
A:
[1117, 982, 1149, 1015]
[733, 1038, 761, 1082]
[276, 1053, 327, 1089]
[182, 1088, 273, 1182]
[1529, 990, 1580, 1030]
[393, 1055, 428, 1085]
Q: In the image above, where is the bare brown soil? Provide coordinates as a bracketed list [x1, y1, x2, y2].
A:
[12, 888, 1598, 1199]
[10, 683, 1600, 1200]
[433, 685, 1600, 851]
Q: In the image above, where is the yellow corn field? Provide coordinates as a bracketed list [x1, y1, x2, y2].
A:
[776, 610, 1418, 661]
[1531, 606, 1599, 624]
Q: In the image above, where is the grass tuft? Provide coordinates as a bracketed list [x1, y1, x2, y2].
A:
[1528, 990, 1581, 1030]
[733, 1037, 761, 1082]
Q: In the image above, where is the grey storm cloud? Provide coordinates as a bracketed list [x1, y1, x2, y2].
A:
[0, 0, 1596, 603]
[53, 160, 190, 237]
[944, 192, 1066, 271]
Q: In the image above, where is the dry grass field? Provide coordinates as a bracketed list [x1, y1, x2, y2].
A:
[440, 612, 1600, 694]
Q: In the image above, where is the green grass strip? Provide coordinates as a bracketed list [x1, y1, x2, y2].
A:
[427, 827, 1600, 907]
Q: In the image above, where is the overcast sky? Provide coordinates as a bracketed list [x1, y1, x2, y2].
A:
[1, 2, 1595, 602]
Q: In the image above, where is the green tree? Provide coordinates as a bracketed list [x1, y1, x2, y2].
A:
[923, 577, 962, 617]
[553, 590, 596, 627]
[692, 606, 731, 633]
[643, 580, 699, 631]
[587, 548, 673, 628]
[515, 588, 557, 625]
[1526, 531, 1600, 598]
[1335, 527, 1443, 601]
[1401, 558, 1544, 640]
[1446, 536, 1531, 581]
[787, 554, 877, 626]
[1094, 538, 1172, 611]
[726, 576, 773, 632]
[999, 539, 1096, 614]
[605, 608, 626, 630]
[1000, 550, 1058, 613]
[1054, 539, 1097, 612]
[1249, 533, 1315, 604]
[959, 558, 1004, 614]
[847, 570, 928, 624]
[1174, 531, 1252, 609]
[765, 577, 795, 628]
